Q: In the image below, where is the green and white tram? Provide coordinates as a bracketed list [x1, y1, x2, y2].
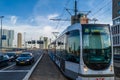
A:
[48, 23, 114, 80]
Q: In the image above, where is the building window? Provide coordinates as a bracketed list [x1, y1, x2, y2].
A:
[116, 26, 118, 34]
[112, 27, 113, 34]
[116, 36, 117, 44]
[117, 36, 118, 44]
[118, 10, 120, 14]
[118, 25, 120, 34]
[114, 36, 116, 45]
[115, 26, 117, 34]
[113, 37, 115, 45]
[117, 25, 119, 34]
[113, 27, 115, 34]
[118, 1, 120, 6]
[118, 36, 120, 44]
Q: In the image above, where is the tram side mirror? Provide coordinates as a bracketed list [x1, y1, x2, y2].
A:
[58, 42, 61, 46]
[61, 42, 64, 45]
[58, 42, 64, 46]
[66, 32, 70, 35]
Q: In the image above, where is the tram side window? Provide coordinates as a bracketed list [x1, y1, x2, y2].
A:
[66, 30, 80, 63]
[56, 35, 66, 59]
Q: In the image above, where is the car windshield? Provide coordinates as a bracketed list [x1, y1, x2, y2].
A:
[20, 54, 31, 57]
[0, 55, 3, 60]
[6, 53, 15, 57]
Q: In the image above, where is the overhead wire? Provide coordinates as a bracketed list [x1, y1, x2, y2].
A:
[56, 0, 74, 30]
[56, 0, 112, 31]
[96, 1, 112, 18]
[55, 0, 72, 30]
[89, 0, 106, 16]
[57, 0, 80, 30]
[90, 0, 111, 18]
[55, 0, 70, 29]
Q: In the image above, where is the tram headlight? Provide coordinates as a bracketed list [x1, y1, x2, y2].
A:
[109, 65, 113, 71]
[83, 66, 88, 72]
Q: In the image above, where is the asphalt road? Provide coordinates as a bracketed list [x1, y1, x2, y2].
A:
[0, 50, 42, 80]
[0, 50, 120, 80]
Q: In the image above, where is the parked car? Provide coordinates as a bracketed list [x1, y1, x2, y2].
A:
[3, 55, 10, 60]
[5, 52, 18, 61]
[16, 52, 34, 65]
[0, 53, 9, 67]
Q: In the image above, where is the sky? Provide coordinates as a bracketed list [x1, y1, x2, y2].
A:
[0, 0, 112, 46]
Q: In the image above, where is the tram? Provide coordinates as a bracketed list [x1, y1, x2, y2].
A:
[48, 23, 114, 80]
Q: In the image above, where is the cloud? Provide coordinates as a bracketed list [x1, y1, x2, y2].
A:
[3, 0, 113, 47]
[4, 13, 64, 36]
[3, 21, 56, 45]
[47, 14, 59, 20]
[10, 16, 17, 25]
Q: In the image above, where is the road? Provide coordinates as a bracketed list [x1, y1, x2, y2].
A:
[0, 50, 42, 80]
[0, 50, 120, 80]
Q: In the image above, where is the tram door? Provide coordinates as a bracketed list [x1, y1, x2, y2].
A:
[60, 59, 65, 71]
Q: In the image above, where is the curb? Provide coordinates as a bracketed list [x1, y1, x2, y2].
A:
[23, 53, 44, 80]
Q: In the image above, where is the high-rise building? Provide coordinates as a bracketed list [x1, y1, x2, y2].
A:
[44, 37, 48, 49]
[17, 33, 22, 48]
[39, 37, 44, 49]
[112, 0, 120, 54]
[0, 29, 14, 48]
[112, 0, 120, 24]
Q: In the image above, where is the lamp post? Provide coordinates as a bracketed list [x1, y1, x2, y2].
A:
[24, 32, 26, 48]
[0, 16, 4, 52]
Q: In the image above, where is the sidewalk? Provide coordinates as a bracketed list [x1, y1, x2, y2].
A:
[29, 53, 69, 80]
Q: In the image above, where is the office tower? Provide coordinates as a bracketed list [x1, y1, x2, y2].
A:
[112, 0, 120, 54]
[17, 33, 22, 48]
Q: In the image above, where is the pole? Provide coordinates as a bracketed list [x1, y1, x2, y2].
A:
[1, 18, 2, 52]
[0, 16, 4, 52]
[24, 32, 26, 48]
[75, 0, 77, 17]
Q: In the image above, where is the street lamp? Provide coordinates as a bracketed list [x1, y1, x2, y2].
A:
[0, 16, 4, 51]
[24, 32, 26, 48]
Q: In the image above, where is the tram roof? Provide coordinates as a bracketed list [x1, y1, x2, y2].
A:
[53, 23, 110, 42]
[59, 23, 81, 37]
[58, 23, 109, 37]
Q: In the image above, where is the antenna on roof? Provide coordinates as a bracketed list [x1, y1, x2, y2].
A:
[74, 0, 77, 17]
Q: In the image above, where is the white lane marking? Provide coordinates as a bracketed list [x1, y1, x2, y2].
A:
[0, 70, 29, 72]
[23, 53, 44, 80]
[1, 63, 16, 70]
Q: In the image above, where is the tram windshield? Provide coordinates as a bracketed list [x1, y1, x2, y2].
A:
[82, 25, 112, 70]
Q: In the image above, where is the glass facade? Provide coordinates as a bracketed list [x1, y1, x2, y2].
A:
[112, 0, 120, 55]
[118, 1, 120, 6]
[113, 18, 120, 25]
[0, 29, 14, 48]
[112, 25, 120, 46]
